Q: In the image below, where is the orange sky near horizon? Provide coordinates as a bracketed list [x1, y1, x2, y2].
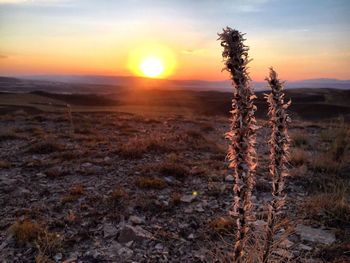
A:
[0, 0, 349, 81]
[1, 44, 349, 82]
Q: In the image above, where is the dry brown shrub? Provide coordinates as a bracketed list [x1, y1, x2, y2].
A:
[118, 134, 172, 159]
[303, 189, 350, 222]
[290, 132, 308, 147]
[0, 130, 21, 141]
[69, 185, 85, 195]
[135, 176, 167, 189]
[209, 216, 236, 234]
[289, 148, 309, 166]
[0, 160, 11, 168]
[10, 220, 42, 244]
[289, 164, 308, 178]
[158, 162, 189, 178]
[311, 153, 343, 174]
[27, 140, 64, 154]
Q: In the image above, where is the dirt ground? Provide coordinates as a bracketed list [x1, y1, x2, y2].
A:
[0, 109, 349, 262]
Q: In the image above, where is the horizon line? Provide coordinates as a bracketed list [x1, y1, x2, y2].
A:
[1, 74, 350, 83]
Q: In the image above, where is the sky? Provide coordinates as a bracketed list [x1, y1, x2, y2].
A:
[0, 0, 349, 81]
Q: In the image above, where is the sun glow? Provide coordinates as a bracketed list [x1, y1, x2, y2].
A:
[128, 43, 176, 79]
[140, 57, 164, 78]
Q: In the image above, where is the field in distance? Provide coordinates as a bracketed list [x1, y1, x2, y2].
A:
[1, 77, 350, 120]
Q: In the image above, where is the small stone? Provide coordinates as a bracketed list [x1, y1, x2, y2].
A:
[225, 174, 234, 182]
[81, 162, 92, 168]
[155, 243, 164, 250]
[118, 224, 153, 243]
[194, 248, 208, 261]
[104, 156, 112, 162]
[54, 253, 63, 262]
[296, 224, 336, 245]
[117, 247, 133, 258]
[18, 188, 30, 195]
[164, 176, 174, 183]
[181, 194, 196, 203]
[129, 216, 144, 225]
[298, 244, 313, 251]
[125, 241, 133, 247]
[184, 207, 193, 214]
[68, 251, 80, 259]
[36, 172, 47, 178]
[187, 233, 194, 240]
[195, 204, 204, 212]
[103, 223, 118, 238]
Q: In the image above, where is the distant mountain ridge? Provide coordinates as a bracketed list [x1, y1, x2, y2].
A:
[1, 75, 350, 91]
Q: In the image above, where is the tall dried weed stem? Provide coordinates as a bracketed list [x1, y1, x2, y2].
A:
[263, 68, 291, 263]
[218, 27, 258, 262]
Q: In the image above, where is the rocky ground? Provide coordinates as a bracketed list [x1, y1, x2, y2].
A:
[0, 110, 349, 262]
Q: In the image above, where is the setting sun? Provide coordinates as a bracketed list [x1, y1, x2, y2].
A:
[128, 43, 176, 79]
[140, 57, 164, 78]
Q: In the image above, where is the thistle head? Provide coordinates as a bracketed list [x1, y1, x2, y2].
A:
[218, 27, 250, 84]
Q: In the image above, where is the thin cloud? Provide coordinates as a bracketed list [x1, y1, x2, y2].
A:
[0, 0, 27, 3]
[181, 49, 207, 55]
[0, 0, 70, 4]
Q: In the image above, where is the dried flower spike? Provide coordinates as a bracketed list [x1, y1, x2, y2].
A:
[218, 27, 257, 263]
[263, 68, 291, 263]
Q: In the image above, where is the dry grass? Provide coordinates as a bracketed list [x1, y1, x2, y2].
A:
[200, 123, 215, 132]
[185, 129, 206, 140]
[74, 127, 94, 135]
[311, 153, 343, 174]
[0, 130, 21, 141]
[290, 132, 308, 147]
[10, 219, 61, 261]
[329, 124, 350, 162]
[107, 188, 129, 208]
[45, 167, 66, 178]
[69, 185, 85, 195]
[170, 192, 182, 206]
[135, 154, 190, 179]
[208, 216, 236, 234]
[30, 115, 48, 123]
[35, 254, 55, 263]
[117, 134, 172, 159]
[181, 129, 223, 153]
[65, 210, 77, 224]
[61, 185, 85, 204]
[10, 220, 42, 244]
[289, 164, 308, 178]
[135, 176, 167, 189]
[57, 151, 80, 161]
[25, 126, 47, 137]
[27, 140, 64, 154]
[207, 182, 226, 196]
[318, 243, 350, 263]
[35, 228, 62, 260]
[289, 148, 309, 166]
[61, 194, 79, 204]
[158, 162, 189, 178]
[133, 194, 166, 212]
[303, 186, 350, 223]
[0, 160, 11, 168]
[109, 188, 128, 201]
